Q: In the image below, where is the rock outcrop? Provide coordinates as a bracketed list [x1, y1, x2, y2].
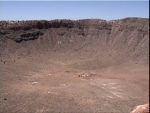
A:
[130, 104, 149, 113]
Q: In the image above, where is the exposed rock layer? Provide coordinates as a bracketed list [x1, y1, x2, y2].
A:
[0, 18, 149, 65]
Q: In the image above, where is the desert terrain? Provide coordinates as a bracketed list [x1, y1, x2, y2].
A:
[0, 18, 149, 113]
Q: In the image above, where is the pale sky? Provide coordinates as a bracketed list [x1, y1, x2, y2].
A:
[0, 1, 149, 20]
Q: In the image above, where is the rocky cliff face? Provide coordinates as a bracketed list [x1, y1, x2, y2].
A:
[0, 18, 149, 65]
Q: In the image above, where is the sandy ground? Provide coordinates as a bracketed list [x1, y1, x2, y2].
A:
[0, 56, 149, 113]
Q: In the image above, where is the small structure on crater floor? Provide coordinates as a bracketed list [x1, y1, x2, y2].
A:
[78, 72, 96, 78]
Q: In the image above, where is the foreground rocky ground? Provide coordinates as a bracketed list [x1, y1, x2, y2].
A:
[130, 104, 149, 113]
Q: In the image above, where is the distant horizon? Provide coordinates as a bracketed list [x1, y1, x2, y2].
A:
[0, 17, 149, 21]
[0, 1, 149, 20]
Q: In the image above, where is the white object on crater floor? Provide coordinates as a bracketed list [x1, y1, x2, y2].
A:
[31, 82, 38, 85]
